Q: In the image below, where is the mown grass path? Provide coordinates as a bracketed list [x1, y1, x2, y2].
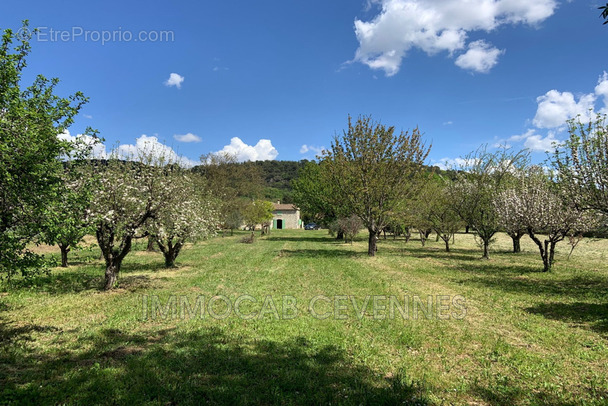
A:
[1, 230, 607, 405]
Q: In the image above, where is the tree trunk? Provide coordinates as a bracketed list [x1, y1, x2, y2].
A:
[482, 239, 490, 259]
[367, 229, 377, 257]
[147, 236, 157, 252]
[512, 236, 521, 253]
[104, 261, 120, 290]
[158, 239, 183, 268]
[528, 229, 552, 272]
[419, 230, 426, 247]
[546, 240, 557, 272]
[164, 250, 177, 268]
[59, 243, 70, 267]
[444, 237, 450, 252]
[97, 228, 132, 291]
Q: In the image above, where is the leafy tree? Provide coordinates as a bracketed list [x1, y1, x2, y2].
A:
[222, 207, 244, 236]
[292, 161, 346, 230]
[495, 166, 597, 272]
[329, 215, 363, 244]
[40, 161, 96, 267]
[321, 115, 430, 256]
[450, 146, 528, 259]
[197, 152, 263, 235]
[551, 114, 608, 215]
[197, 152, 263, 199]
[422, 180, 464, 252]
[89, 154, 174, 290]
[0, 21, 92, 280]
[146, 170, 219, 268]
[242, 200, 274, 234]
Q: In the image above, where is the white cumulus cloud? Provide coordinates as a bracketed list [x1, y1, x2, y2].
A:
[115, 135, 197, 167]
[532, 90, 596, 129]
[454, 40, 504, 73]
[164, 73, 185, 89]
[215, 137, 278, 162]
[58, 131, 197, 167]
[595, 71, 608, 114]
[58, 130, 108, 158]
[434, 157, 480, 170]
[300, 144, 326, 156]
[506, 129, 561, 152]
[532, 72, 608, 128]
[174, 133, 201, 143]
[353, 0, 556, 76]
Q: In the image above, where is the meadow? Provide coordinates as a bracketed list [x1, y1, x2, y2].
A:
[1, 230, 607, 405]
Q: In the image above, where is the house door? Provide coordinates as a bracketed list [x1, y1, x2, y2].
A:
[277, 219, 283, 229]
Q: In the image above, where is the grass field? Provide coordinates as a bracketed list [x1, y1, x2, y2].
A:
[1, 230, 607, 405]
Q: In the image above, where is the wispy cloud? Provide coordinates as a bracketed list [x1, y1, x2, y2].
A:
[174, 133, 201, 143]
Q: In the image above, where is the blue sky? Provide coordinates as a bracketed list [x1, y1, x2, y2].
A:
[2, 0, 607, 167]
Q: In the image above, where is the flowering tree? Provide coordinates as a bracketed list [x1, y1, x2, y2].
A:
[495, 167, 597, 272]
[89, 153, 174, 290]
[450, 147, 529, 259]
[551, 114, 608, 215]
[146, 172, 219, 268]
[321, 115, 430, 256]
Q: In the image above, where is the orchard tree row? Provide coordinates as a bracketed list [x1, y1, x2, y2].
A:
[0, 23, 275, 290]
[293, 114, 607, 272]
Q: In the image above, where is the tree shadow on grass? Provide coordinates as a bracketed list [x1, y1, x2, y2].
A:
[278, 249, 364, 259]
[0, 322, 60, 344]
[525, 302, 608, 336]
[0, 326, 429, 405]
[6, 267, 163, 295]
[119, 261, 170, 274]
[265, 236, 343, 243]
[14, 270, 104, 294]
[472, 381, 584, 406]
[456, 271, 608, 300]
[398, 246, 481, 262]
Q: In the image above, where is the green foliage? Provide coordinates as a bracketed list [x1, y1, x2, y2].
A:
[0, 21, 92, 280]
[242, 200, 274, 231]
[292, 161, 345, 225]
[2, 230, 608, 404]
[40, 161, 98, 267]
[416, 178, 463, 252]
[321, 115, 431, 256]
